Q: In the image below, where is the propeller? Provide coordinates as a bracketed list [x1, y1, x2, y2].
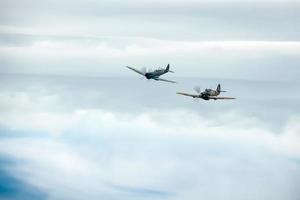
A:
[141, 67, 148, 75]
[194, 86, 201, 94]
[139, 67, 151, 82]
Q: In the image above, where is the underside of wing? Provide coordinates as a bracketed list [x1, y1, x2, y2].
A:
[176, 92, 199, 98]
[209, 96, 236, 100]
[126, 66, 145, 76]
[154, 78, 176, 83]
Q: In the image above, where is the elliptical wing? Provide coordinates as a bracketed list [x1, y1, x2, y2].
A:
[176, 92, 199, 98]
[209, 96, 236, 100]
[155, 78, 176, 83]
[126, 66, 145, 76]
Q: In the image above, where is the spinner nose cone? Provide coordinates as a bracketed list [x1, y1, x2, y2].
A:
[145, 73, 151, 79]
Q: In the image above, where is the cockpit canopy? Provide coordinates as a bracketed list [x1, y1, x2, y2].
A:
[154, 68, 163, 72]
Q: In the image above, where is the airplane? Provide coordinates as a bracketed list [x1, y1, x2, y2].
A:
[177, 84, 236, 100]
[126, 64, 176, 83]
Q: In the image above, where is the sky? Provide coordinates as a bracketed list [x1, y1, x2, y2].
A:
[0, 0, 300, 200]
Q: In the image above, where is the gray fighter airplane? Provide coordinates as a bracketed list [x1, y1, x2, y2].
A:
[126, 64, 176, 83]
[177, 84, 235, 100]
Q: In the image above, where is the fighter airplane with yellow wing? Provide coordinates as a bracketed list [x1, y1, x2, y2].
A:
[177, 84, 235, 100]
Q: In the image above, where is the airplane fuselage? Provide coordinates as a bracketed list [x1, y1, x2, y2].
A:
[145, 69, 167, 79]
[126, 64, 175, 83]
[195, 90, 220, 100]
[194, 93, 209, 100]
[202, 89, 220, 97]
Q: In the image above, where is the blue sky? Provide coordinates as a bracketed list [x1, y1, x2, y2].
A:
[0, 0, 300, 199]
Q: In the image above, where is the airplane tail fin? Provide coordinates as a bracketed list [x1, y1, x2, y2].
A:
[217, 84, 227, 93]
[165, 64, 174, 73]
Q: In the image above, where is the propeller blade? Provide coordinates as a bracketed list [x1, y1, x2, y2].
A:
[194, 86, 201, 94]
[141, 67, 147, 75]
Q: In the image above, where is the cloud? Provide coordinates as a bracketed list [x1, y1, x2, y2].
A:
[0, 112, 299, 200]
[1, 0, 300, 198]
[0, 157, 47, 200]
[0, 88, 299, 158]
[0, 79, 299, 199]
[1, 0, 300, 41]
[1, 37, 299, 80]
[1, 0, 300, 81]
[109, 184, 174, 198]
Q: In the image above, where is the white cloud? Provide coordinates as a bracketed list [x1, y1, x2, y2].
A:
[0, 90, 299, 157]
[1, 38, 300, 80]
[0, 109, 299, 199]
[0, 87, 299, 199]
[1, 0, 300, 198]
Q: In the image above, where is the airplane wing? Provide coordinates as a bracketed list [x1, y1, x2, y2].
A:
[154, 78, 176, 83]
[176, 92, 199, 98]
[209, 96, 236, 100]
[126, 66, 145, 76]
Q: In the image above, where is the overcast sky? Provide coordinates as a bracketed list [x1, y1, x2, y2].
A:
[1, 0, 300, 80]
[0, 0, 300, 200]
